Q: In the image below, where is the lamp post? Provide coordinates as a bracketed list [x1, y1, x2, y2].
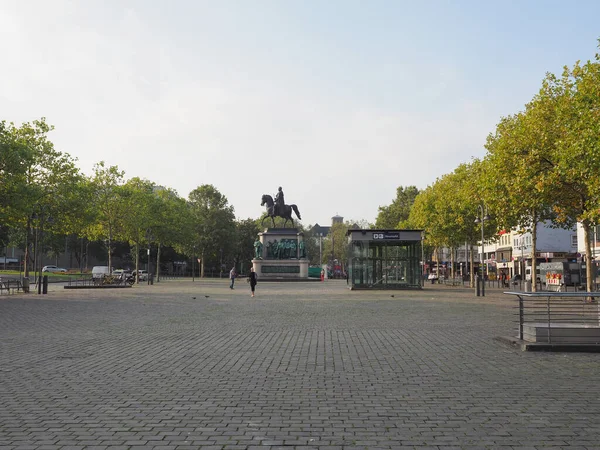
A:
[474, 204, 490, 297]
[32, 208, 52, 295]
[145, 228, 153, 285]
[318, 232, 323, 268]
[517, 236, 526, 290]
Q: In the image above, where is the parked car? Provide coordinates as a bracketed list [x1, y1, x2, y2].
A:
[112, 269, 132, 276]
[137, 270, 148, 281]
[92, 266, 112, 279]
[42, 265, 67, 273]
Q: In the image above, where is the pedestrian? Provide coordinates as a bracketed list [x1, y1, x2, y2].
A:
[229, 266, 236, 289]
[248, 267, 258, 297]
[320, 269, 325, 282]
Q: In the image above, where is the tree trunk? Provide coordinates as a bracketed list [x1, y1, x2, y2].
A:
[200, 252, 205, 278]
[135, 242, 140, 284]
[107, 227, 113, 274]
[156, 242, 161, 282]
[450, 246, 455, 280]
[24, 218, 31, 277]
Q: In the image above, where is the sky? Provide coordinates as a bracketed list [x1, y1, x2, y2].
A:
[2, 0, 599, 227]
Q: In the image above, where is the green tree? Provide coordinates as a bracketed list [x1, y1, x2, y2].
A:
[152, 187, 193, 281]
[0, 121, 33, 230]
[120, 178, 158, 282]
[188, 185, 236, 277]
[2, 119, 81, 276]
[234, 218, 261, 272]
[302, 225, 324, 265]
[87, 162, 126, 271]
[322, 221, 350, 274]
[375, 186, 420, 228]
[483, 105, 559, 291]
[542, 54, 600, 291]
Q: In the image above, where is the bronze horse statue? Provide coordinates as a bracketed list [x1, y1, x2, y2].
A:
[261, 194, 301, 228]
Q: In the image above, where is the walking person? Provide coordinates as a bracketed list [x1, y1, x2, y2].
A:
[229, 266, 236, 289]
[248, 267, 258, 297]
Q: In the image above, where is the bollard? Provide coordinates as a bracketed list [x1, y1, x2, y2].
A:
[42, 275, 48, 294]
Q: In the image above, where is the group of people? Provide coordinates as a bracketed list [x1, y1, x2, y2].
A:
[229, 266, 258, 297]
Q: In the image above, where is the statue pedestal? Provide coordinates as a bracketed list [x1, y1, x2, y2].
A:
[253, 228, 309, 281]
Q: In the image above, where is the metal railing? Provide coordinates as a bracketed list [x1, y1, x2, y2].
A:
[505, 291, 599, 344]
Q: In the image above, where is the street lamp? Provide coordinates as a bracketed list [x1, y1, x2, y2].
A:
[145, 228, 153, 285]
[318, 232, 323, 268]
[474, 204, 490, 297]
[516, 236, 526, 290]
[32, 208, 52, 295]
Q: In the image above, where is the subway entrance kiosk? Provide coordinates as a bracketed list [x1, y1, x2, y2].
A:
[346, 229, 423, 290]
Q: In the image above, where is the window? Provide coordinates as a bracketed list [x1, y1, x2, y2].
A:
[571, 235, 577, 247]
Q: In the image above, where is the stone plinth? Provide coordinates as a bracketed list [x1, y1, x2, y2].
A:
[252, 228, 309, 281]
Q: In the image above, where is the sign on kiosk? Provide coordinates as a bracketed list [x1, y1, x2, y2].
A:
[372, 232, 400, 240]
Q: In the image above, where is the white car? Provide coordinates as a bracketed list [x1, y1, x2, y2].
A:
[42, 265, 67, 273]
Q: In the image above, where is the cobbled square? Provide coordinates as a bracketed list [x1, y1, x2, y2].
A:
[1, 280, 599, 449]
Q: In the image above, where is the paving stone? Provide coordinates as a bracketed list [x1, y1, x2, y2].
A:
[1, 280, 600, 448]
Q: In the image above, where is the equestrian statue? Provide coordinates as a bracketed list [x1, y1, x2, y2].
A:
[261, 186, 301, 228]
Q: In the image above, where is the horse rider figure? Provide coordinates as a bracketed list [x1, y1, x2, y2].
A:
[274, 186, 284, 217]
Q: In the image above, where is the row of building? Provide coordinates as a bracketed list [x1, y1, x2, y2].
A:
[431, 222, 600, 280]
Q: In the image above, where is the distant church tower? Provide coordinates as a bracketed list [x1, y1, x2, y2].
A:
[331, 215, 343, 225]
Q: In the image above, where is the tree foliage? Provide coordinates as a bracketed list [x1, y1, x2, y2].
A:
[375, 186, 420, 229]
[188, 184, 236, 277]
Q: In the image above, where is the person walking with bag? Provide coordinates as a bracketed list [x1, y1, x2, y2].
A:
[248, 267, 258, 297]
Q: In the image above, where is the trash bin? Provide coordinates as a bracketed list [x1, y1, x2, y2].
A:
[42, 275, 48, 294]
[149, 273, 154, 285]
[525, 280, 532, 292]
[22, 278, 30, 293]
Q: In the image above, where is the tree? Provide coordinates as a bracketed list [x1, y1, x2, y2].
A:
[152, 187, 192, 281]
[0, 121, 33, 230]
[541, 54, 600, 292]
[187, 185, 236, 277]
[302, 225, 324, 266]
[87, 162, 126, 271]
[2, 118, 81, 276]
[375, 186, 420, 228]
[234, 219, 261, 272]
[483, 104, 559, 291]
[120, 177, 158, 282]
[407, 162, 496, 287]
[321, 221, 350, 275]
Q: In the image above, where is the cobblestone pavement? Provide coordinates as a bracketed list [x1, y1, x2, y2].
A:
[1, 279, 599, 449]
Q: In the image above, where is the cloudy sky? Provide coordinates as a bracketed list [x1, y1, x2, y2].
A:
[2, 0, 599, 226]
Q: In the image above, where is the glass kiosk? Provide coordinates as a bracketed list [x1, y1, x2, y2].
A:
[347, 229, 423, 289]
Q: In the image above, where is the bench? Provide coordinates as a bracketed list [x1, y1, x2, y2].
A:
[443, 278, 463, 286]
[0, 279, 24, 294]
